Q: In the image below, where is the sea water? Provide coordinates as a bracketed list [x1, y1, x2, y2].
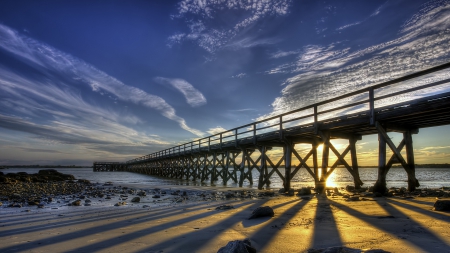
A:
[3, 166, 450, 189]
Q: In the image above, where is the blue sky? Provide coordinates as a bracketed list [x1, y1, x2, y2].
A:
[1, 0, 450, 166]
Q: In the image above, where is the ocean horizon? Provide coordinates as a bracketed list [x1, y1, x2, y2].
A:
[3, 166, 450, 190]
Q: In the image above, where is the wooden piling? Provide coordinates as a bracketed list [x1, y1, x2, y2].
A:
[404, 131, 420, 191]
[284, 143, 292, 192]
[258, 146, 266, 190]
[374, 124, 387, 194]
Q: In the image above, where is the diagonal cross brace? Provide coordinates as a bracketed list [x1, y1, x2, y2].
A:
[263, 154, 286, 186]
[318, 131, 363, 187]
[376, 122, 411, 173]
[292, 148, 316, 180]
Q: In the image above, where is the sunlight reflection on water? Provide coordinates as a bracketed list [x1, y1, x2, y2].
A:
[3, 167, 450, 189]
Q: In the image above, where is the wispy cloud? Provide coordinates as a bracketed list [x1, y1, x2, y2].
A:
[0, 24, 204, 138]
[266, 43, 351, 75]
[154, 77, 207, 107]
[336, 21, 362, 31]
[231, 73, 247, 78]
[207, 126, 228, 135]
[260, 0, 450, 119]
[270, 50, 300, 59]
[336, 1, 387, 31]
[168, 0, 292, 53]
[228, 108, 257, 112]
[226, 36, 280, 50]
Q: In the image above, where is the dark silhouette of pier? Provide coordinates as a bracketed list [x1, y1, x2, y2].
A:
[94, 62, 450, 193]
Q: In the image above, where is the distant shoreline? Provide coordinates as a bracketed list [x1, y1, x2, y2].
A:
[1, 164, 449, 169]
[0, 165, 91, 169]
[360, 164, 450, 168]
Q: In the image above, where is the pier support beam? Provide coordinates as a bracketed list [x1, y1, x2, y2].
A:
[350, 137, 362, 189]
[317, 131, 330, 194]
[374, 122, 420, 193]
[374, 124, 388, 194]
[283, 143, 293, 192]
[239, 149, 246, 187]
[258, 146, 267, 190]
[404, 131, 419, 191]
[290, 140, 320, 189]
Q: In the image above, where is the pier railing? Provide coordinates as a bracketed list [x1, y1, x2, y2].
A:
[127, 62, 450, 164]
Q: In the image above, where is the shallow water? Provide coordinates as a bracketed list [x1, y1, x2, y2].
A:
[3, 166, 450, 189]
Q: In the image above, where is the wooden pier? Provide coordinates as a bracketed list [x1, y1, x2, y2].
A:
[94, 62, 450, 193]
[93, 162, 126, 172]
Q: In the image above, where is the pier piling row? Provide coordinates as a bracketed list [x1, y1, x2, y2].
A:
[95, 62, 450, 193]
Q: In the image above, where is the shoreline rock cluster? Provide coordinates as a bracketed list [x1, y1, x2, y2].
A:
[0, 170, 284, 209]
[0, 169, 76, 183]
[0, 170, 92, 208]
[2, 169, 449, 212]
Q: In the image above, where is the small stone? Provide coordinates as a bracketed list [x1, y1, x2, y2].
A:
[37, 204, 45, 208]
[216, 205, 234, 210]
[288, 189, 295, 196]
[152, 195, 160, 199]
[131, 197, 140, 203]
[348, 196, 360, 201]
[78, 179, 90, 184]
[72, 200, 82, 206]
[225, 193, 235, 198]
[248, 206, 274, 220]
[297, 188, 311, 196]
[217, 238, 256, 253]
[142, 205, 150, 208]
[346, 185, 355, 192]
[434, 200, 450, 211]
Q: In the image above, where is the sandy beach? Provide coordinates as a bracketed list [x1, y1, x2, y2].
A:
[1, 182, 450, 253]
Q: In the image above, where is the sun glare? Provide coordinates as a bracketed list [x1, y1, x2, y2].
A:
[317, 167, 339, 188]
[326, 171, 339, 188]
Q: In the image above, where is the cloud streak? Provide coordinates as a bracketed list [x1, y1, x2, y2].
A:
[0, 24, 204, 137]
[154, 77, 207, 107]
[168, 0, 292, 53]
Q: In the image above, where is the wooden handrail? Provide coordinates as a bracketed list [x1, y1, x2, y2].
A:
[126, 62, 450, 163]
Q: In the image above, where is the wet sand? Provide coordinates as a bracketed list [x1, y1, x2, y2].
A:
[1, 184, 450, 253]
